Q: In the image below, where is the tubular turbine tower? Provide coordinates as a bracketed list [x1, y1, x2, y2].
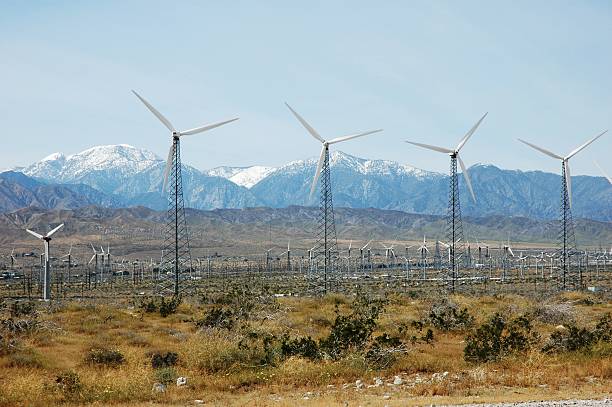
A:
[285, 103, 382, 293]
[405, 113, 487, 292]
[133, 90, 238, 295]
[518, 130, 607, 290]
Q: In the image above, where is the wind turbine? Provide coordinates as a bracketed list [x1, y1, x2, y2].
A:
[518, 130, 607, 289]
[25, 224, 64, 300]
[9, 248, 16, 269]
[285, 103, 382, 292]
[405, 113, 487, 278]
[133, 90, 238, 296]
[61, 244, 73, 283]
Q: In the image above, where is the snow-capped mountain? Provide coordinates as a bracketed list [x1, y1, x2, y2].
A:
[206, 166, 276, 188]
[11, 144, 612, 221]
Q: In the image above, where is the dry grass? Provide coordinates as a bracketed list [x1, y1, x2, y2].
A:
[0, 290, 610, 406]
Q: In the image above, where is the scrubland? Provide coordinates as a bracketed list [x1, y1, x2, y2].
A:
[0, 286, 610, 406]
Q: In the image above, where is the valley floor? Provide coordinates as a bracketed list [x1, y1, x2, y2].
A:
[0, 287, 610, 406]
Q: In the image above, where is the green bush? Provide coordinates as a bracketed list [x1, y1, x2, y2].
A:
[155, 367, 177, 385]
[319, 290, 387, 359]
[195, 307, 236, 330]
[365, 333, 405, 369]
[542, 313, 611, 354]
[151, 351, 179, 369]
[280, 335, 321, 360]
[9, 301, 37, 318]
[159, 295, 182, 317]
[428, 302, 474, 331]
[85, 347, 125, 367]
[464, 313, 539, 363]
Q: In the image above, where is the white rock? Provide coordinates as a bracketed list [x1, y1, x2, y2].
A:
[374, 377, 384, 387]
[355, 379, 364, 389]
[176, 377, 187, 386]
[383, 394, 391, 400]
[194, 401, 204, 405]
[393, 375, 403, 385]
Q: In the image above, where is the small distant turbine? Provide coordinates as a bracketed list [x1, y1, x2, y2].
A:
[25, 223, 64, 301]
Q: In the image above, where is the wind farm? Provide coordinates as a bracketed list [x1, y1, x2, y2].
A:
[1, 2, 611, 406]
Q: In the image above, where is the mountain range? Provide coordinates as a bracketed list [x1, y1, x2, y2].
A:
[2, 144, 611, 221]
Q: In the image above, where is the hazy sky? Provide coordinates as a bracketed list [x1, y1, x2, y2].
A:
[1, 1, 611, 176]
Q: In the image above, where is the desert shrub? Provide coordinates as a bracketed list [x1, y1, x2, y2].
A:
[542, 313, 611, 354]
[151, 351, 179, 369]
[159, 295, 182, 317]
[365, 333, 406, 369]
[542, 325, 595, 354]
[138, 295, 182, 317]
[280, 335, 321, 360]
[139, 297, 158, 313]
[56, 371, 82, 398]
[399, 321, 435, 344]
[9, 301, 37, 318]
[195, 307, 236, 330]
[155, 367, 177, 385]
[0, 317, 41, 336]
[427, 301, 474, 331]
[85, 347, 125, 367]
[319, 290, 387, 359]
[464, 313, 539, 363]
[594, 313, 612, 342]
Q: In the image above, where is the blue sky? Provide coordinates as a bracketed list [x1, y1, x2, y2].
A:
[1, 1, 611, 176]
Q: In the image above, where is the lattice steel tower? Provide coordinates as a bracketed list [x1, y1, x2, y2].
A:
[559, 161, 577, 290]
[311, 146, 338, 292]
[445, 154, 465, 292]
[160, 137, 193, 295]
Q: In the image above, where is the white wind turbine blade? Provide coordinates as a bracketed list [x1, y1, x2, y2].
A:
[456, 112, 488, 152]
[88, 254, 96, 265]
[180, 118, 239, 136]
[46, 223, 64, 238]
[405, 141, 453, 154]
[132, 90, 175, 132]
[327, 129, 383, 145]
[162, 144, 175, 193]
[517, 139, 562, 160]
[285, 103, 324, 143]
[457, 155, 476, 202]
[565, 130, 608, 159]
[310, 145, 326, 197]
[594, 160, 612, 184]
[564, 160, 573, 208]
[26, 229, 43, 240]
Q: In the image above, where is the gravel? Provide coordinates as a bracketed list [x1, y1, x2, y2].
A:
[450, 399, 611, 407]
